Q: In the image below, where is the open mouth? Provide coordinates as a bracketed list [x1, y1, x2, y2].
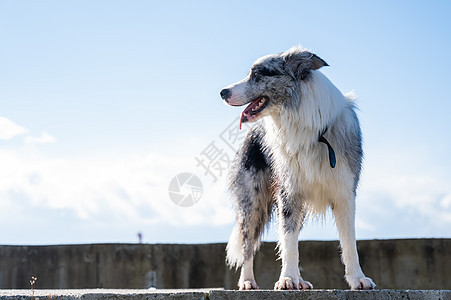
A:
[240, 97, 269, 129]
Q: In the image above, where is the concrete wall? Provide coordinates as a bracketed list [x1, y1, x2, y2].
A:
[0, 239, 449, 290]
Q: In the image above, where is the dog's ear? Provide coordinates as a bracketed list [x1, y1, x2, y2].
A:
[284, 48, 328, 79]
[309, 53, 329, 70]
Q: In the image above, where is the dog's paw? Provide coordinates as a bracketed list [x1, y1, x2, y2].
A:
[298, 279, 314, 290]
[239, 279, 259, 290]
[274, 277, 313, 290]
[274, 277, 295, 290]
[349, 276, 376, 290]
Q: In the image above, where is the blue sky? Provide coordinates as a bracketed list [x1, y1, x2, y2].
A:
[1, 0, 450, 245]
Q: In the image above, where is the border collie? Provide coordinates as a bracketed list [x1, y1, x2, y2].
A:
[220, 46, 375, 290]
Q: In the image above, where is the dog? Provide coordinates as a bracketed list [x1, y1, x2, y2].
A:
[220, 46, 376, 290]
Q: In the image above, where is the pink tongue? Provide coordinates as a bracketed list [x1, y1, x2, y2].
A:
[239, 98, 261, 130]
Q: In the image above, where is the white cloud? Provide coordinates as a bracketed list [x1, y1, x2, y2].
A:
[0, 147, 233, 230]
[0, 116, 245, 244]
[440, 193, 451, 210]
[24, 132, 56, 145]
[356, 146, 451, 238]
[0, 117, 28, 140]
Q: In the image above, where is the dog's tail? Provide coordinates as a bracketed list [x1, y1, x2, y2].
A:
[226, 224, 245, 269]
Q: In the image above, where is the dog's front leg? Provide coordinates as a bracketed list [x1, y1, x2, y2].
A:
[274, 194, 313, 290]
[333, 199, 376, 290]
[238, 257, 259, 290]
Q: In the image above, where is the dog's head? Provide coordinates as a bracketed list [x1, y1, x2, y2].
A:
[220, 46, 328, 127]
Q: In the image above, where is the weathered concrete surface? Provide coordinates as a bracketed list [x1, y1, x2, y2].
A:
[0, 239, 450, 290]
[211, 290, 451, 300]
[0, 289, 211, 300]
[0, 289, 450, 300]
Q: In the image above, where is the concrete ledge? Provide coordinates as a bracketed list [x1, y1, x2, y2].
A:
[210, 290, 451, 300]
[0, 289, 214, 300]
[0, 289, 450, 300]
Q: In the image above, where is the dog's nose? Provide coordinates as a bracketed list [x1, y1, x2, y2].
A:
[220, 88, 231, 101]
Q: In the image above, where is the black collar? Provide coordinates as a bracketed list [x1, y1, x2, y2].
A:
[318, 128, 336, 168]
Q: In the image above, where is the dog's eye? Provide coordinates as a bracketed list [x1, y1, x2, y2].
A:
[251, 70, 260, 78]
